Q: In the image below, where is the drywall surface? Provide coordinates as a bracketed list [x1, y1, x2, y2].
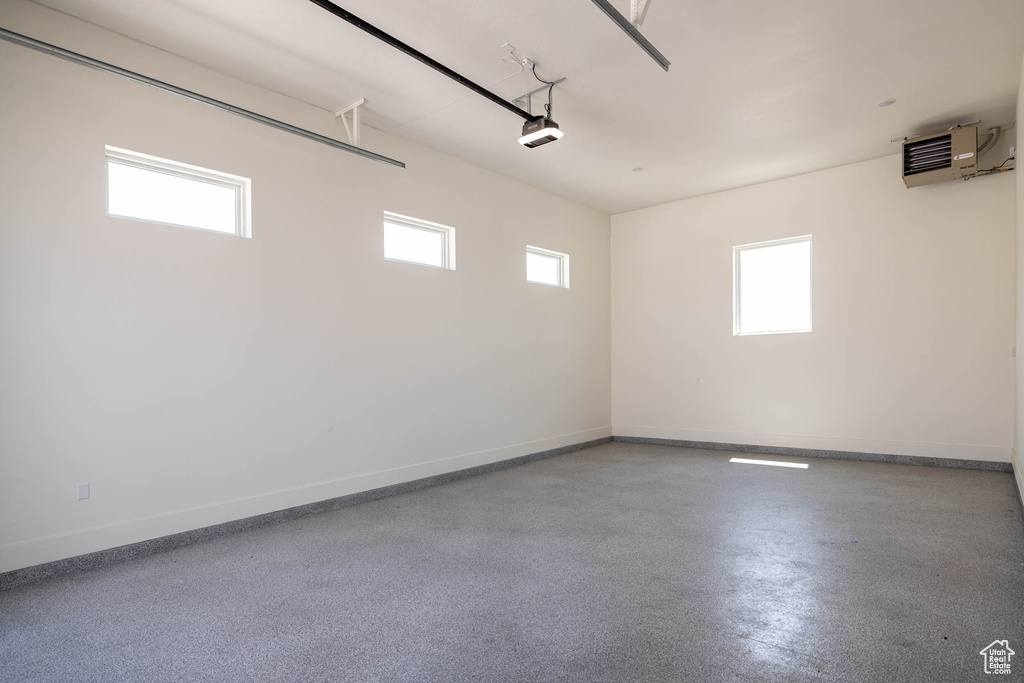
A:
[612, 154, 1015, 463]
[1014, 49, 1024, 507]
[0, 1, 611, 572]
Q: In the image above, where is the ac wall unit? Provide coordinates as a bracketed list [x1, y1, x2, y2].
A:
[902, 126, 977, 188]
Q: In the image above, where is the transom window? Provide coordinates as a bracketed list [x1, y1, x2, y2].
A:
[106, 146, 250, 237]
[526, 246, 569, 288]
[383, 212, 456, 270]
[733, 235, 811, 335]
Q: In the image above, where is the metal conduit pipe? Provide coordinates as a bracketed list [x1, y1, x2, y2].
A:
[978, 126, 1001, 157]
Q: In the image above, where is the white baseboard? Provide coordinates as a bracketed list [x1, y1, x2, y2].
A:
[612, 425, 1012, 463]
[0, 426, 612, 573]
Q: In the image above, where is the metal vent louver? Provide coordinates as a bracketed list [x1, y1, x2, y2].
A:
[904, 135, 951, 176]
[901, 126, 977, 188]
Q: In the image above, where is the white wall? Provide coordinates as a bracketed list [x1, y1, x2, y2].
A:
[1014, 48, 1024, 505]
[612, 154, 1016, 462]
[0, 1, 611, 573]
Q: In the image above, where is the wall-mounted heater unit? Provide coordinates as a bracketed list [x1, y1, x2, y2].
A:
[902, 126, 977, 188]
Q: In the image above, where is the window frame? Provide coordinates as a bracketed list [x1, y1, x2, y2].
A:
[382, 211, 456, 270]
[105, 146, 251, 238]
[732, 234, 812, 336]
[526, 245, 570, 288]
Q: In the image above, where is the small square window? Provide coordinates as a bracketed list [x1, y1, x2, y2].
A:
[383, 212, 455, 270]
[734, 235, 811, 335]
[106, 146, 250, 237]
[527, 246, 569, 288]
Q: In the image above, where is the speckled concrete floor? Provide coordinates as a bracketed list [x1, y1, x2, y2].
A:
[2, 442, 1023, 682]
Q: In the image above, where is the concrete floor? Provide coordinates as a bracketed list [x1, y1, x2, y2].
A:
[2, 442, 1023, 682]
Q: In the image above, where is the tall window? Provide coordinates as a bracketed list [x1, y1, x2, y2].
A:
[106, 146, 250, 237]
[526, 246, 569, 288]
[383, 212, 456, 270]
[733, 235, 811, 335]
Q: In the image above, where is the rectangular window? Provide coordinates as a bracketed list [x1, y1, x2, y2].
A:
[527, 246, 569, 288]
[733, 235, 811, 335]
[383, 212, 455, 269]
[106, 146, 250, 237]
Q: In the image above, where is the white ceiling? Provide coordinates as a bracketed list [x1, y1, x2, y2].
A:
[28, 0, 1024, 214]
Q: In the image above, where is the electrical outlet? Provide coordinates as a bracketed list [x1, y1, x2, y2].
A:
[76, 483, 90, 500]
[1010, 145, 1016, 159]
[696, 377, 702, 384]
